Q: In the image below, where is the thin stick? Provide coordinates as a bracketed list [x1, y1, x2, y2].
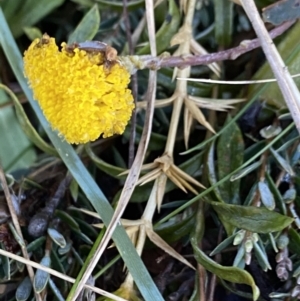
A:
[0, 248, 128, 301]
[240, 0, 300, 134]
[177, 72, 300, 85]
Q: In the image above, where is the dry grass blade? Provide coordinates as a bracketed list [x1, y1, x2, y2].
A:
[171, 164, 206, 189]
[138, 167, 161, 185]
[240, 0, 300, 134]
[167, 171, 188, 193]
[137, 94, 176, 109]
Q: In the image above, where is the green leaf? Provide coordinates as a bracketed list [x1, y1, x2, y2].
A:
[58, 242, 72, 255]
[0, 243, 10, 279]
[8, 0, 64, 37]
[0, 9, 164, 301]
[217, 115, 244, 204]
[16, 276, 32, 301]
[123, 123, 167, 151]
[207, 141, 236, 234]
[23, 26, 42, 41]
[47, 228, 67, 248]
[258, 181, 275, 210]
[270, 147, 294, 176]
[34, 256, 51, 293]
[68, 4, 100, 44]
[154, 213, 195, 243]
[49, 278, 65, 301]
[253, 241, 271, 271]
[0, 86, 37, 172]
[85, 144, 126, 178]
[207, 141, 224, 203]
[137, 0, 181, 55]
[209, 201, 293, 233]
[230, 161, 261, 182]
[55, 209, 80, 231]
[69, 178, 79, 202]
[262, 0, 300, 25]
[85, 0, 144, 12]
[1, 0, 23, 21]
[213, 0, 234, 47]
[26, 237, 46, 253]
[265, 171, 286, 214]
[288, 227, 300, 255]
[210, 233, 236, 256]
[191, 236, 260, 301]
[0, 84, 58, 157]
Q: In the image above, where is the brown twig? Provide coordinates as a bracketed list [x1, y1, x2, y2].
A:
[142, 20, 295, 69]
[78, 20, 294, 71]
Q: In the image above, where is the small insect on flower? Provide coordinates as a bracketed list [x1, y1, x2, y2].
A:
[23, 34, 134, 144]
[66, 41, 118, 69]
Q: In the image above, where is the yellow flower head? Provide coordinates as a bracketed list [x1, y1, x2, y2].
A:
[23, 34, 134, 144]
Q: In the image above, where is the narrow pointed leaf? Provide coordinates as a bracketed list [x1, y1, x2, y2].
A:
[137, 0, 180, 55]
[0, 244, 10, 279]
[68, 4, 100, 43]
[213, 0, 234, 47]
[230, 161, 261, 182]
[210, 233, 236, 256]
[8, 0, 64, 37]
[49, 278, 65, 301]
[85, 144, 126, 178]
[262, 0, 300, 25]
[253, 241, 271, 271]
[289, 228, 300, 255]
[217, 115, 244, 204]
[55, 209, 80, 231]
[270, 147, 294, 175]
